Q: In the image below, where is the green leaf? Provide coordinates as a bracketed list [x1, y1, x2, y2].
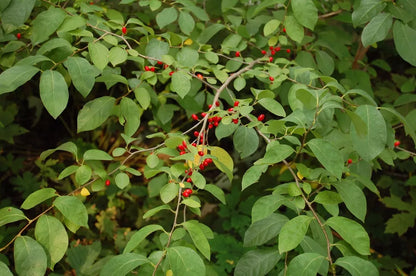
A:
[143, 205, 172, 219]
[35, 215, 68, 269]
[350, 105, 387, 161]
[120, 97, 142, 136]
[285, 15, 304, 43]
[393, 21, 416, 66]
[0, 207, 27, 227]
[315, 50, 334, 75]
[183, 220, 211, 260]
[64, 57, 97, 98]
[215, 121, 238, 140]
[385, 212, 415, 236]
[222, 0, 239, 12]
[123, 224, 164, 253]
[380, 106, 416, 145]
[182, 198, 201, 208]
[352, 0, 386, 27]
[167, 246, 206, 276]
[160, 183, 179, 203]
[39, 70, 69, 119]
[278, 215, 313, 253]
[335, 180, 367, 222]
[31, 7, 66, 45]
[191, 171, 206, 189]
[264, 19, 281, 36]
[115, 172, 130, 189]
[210, 146, 234, 181]
[361, 13, 393, 47]
[156, 7, 178, 29]
[0, 65, 39, 95]
[171, 70, 191, 98]
[258, 98, 286, 117]
[177, 47, 199, 68]
[75, 166, 92, 187]
[100, 253, 149, 276]
[21, 188, 57, 210]
[40, 141, 78, 161]
[234, 77, 246, 91]
[204, 184, 226, 204]
[286, 253, 326, 276]
[326, 216, 370, 255]
[145, 39, 170, 62]
[83, 149, 113, 161]
[313, 191, 342, 205]
[335, 256, 379, 276]
[307, 138, 343, 179]
[54, 196, 89, 228]
[244, 213, 288, 247]
[77, 96, 116, 132]
[234, 248, 281, 276]
[14, 236, 47, 276]
[88, 42, 109, 70]
[134, 86, 151, 110]
[197, 24, 225, 44]
[252, 195, 285, 222]
[291, 0, 318, 30]
[233, 126, 259, 158]
[109, 46, 128, 67]
[0, 261, 13, 276]
[255, 141, 294, 165]
[146, 153, 159, 168]
[178, 11, 195, 35]
[1, 0, 36, 31]
[241, 165, 268, 191]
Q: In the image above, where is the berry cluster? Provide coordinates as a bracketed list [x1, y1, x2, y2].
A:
[182, 188, 193, 198]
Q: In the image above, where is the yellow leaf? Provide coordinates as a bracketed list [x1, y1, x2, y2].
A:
[80, 187, 90, 196]
[297, 171, 304, 180]
[179, 182, 185, 188]
[184, 38, 193, 45]
[166, 270, 173, 276]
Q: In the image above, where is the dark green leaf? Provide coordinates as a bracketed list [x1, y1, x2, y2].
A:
[393, 21, 416, 66]
[307, 138, 343, 179]
[178, 11, 195, 35]
[244, 213, 288, 247]
[233, 126, 259, 158]
[352, 0, 386, 27]
[171, 71, 191, 98]
[0, 65, 39, 95]
[39, 70, 69, 119]
[335, 256, 379, 276]
[100, 253, 149, 276]
[167, 246, 205, 276]
[183, 220, 211, 260]
[31, 7, 66, 45]
[362, 13, 393, 47]
[291, 0, 318, 30]
[287, 253, 326, 276]
[54, 196, 89, 228]
[1, 0, 36, 31]
[77, 96, 116, 132]
[258, 98, 286, 117]
[123, 224, 165, 253]
[21, 188, 57, 210]
[0, 207, 27, 227]
[143, 205, 172, 219]
[279, 215, 314, 253]
[241, 165, 268, 191]
[120, 97, 142, 136]
[64, 57, 97, 97]
[234, 248, 281, 276]
[335, 180, 367, 222]
[204, 184, 226, 204]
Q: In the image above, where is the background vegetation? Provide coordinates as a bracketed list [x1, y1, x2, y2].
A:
[0, 0, 416, 275]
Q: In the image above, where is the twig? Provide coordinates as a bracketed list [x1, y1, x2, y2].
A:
[318, 10, 342, 19]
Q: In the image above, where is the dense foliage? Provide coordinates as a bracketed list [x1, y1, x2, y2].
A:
[1, 0, 416, 275]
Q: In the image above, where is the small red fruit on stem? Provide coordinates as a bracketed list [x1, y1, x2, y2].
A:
[169, 71, 174, 76]
[257, 114, 265, 121]
[347, 159, 353, 164]
[228, 108, 234, 112]
[16, 33, 21, 40]
[182, 188, 193, 197]
[196, 73, 203, 80]
[232, 118, 239, 124]
[193, 131, 199, 137]
[269, 76, 274, 82]
[286, 49, 291, 53]
[261, 50, 267, 55]
[234, 101, 239, 107]
[215, 101, 220, 106]
[283, 27, 286, 33]
[105, 179, 111, 186]
[275, 46, 281, 52]
[157, 61, 163, 65]
[198, 151, 204, 156]
[122, 26, 127, 35]
[394, 141, 400, 147]
[191, 114, 199, 120]
[269, 57, 273, 62]
[235, 51, 240, 57]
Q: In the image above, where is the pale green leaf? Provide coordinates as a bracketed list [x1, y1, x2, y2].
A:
[123, 225, 164, 253]
[204, 184, 226, 204]
[234, 248, 281, 276]
[393, 21, 416, 66]
[21, 188, 57, 210]
[39, 70, 69, 119]
[0, 65, 39, 95]
[335, 256, 379, 276]
[210, 146, 234, 181]
[279, 215, 314, 253]
[171, 71, 191, 98]
[335, 180, 367, 222]
[77, 96, 116, 132]
[167, 246, 205, 276]
[31, 7, 66, 45]
[100, 253, 149, 276]
[160, 183, 178, 203]
[88, 42, 109, 70]
[115, 172, 130, 189]
[14, 236, 47, 276]
[183, 220, 211, 260]
[54, 196, 88, 228]
[362, 13, 393, 47]
[291, 0, 318, 30]
[307, 138, 343, 179]
[244, 213, 288, 247]
[0, 207, 27, 227]
[241, 165, 268, 191]
[83, 149, 113, 161]
[286, 253, 326, 276]
[233, 126, 259, 158]
[64, 57, 97, 98]
[156, 7, 178, 29]
[258, 98, 286, 117]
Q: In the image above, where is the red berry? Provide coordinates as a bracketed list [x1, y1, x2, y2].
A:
[228, 108, 234, 112]
[145, 66, 150, 71]
[151, 67, 156, 72]
[269, 46, 274, 50]
[201, 112, 207, 117]
[197, 73, 203, 80]
[182, 191, 190, 197]
[271, 50, 276, 55]
[269, 76, 274, 81]
[157, 61, 163, 65]
[394, 141, 400, 147]
[199, 164, 205, 170]
[191, 142, 197, 147]
[275, 47, 281, 52]
[234, 101, 239, 107]
[261, 50, 267, 55]
[16, 33, 21, 40]
[164, 64, 169, 69]
[122, 26, 127, 35]
[269, 57, 273, 62]
[182, 140, 187, 148]
[347, 159, 353, 164]
[178, 145, 185, 151]
[283, 27, 286, 33]
[90, 1, 94, 4]
[235, 51, 240, 57]
[105, 179, 111, 186]
[208, 104, 213, 109]
[198, 151, 204, 156]
[180, 151, 186, 155]
[191, 114, 199, 120]
[206, 158, 213, 163]
[203, 160, 209, 167]
[169, 71, 174, 76]
[215, 101, 220, 106]
[186, 178, 192, 183]
[257, 114, 265, 121]
[194, 131, 199, 137]
[286, 49, 291, 53]
[187, 170, 193, 176]
[214, 121, 219, 127]
[208, 123, 213, 129]
[232, 118, 239, 124]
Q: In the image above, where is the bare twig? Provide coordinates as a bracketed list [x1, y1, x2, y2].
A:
[318, 10, 342, 19]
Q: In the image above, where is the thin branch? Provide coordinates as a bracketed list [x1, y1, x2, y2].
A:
[318, 10, 342, 19]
